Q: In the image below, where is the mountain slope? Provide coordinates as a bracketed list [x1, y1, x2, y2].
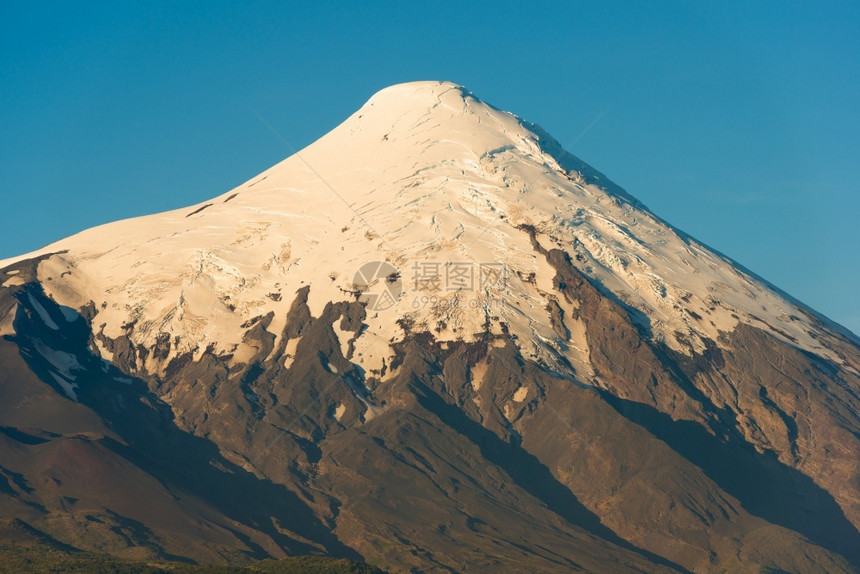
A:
[0, 81, 858, 572]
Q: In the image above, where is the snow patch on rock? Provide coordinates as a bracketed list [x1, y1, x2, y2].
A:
[27, 294, 59, 330]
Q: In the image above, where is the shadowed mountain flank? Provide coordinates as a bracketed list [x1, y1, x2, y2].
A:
[2, 278, 361, 563]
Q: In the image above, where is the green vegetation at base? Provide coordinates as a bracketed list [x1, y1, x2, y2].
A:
[0, 545, 386, 574]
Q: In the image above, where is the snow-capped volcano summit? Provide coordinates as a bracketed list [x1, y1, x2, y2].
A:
[2, 81, 851, 377]
[1, 81, 858, 573]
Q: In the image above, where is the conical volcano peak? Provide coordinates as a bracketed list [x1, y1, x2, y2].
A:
[1, 82, 859, 574]
[2, 81, 853, 378]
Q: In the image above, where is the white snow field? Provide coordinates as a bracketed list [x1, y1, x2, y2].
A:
[1, 81, 852, 379]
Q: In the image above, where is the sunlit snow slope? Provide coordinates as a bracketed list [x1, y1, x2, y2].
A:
[2, 81, 853, 381]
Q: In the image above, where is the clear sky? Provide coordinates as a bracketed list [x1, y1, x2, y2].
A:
[2, 1, 858, 334]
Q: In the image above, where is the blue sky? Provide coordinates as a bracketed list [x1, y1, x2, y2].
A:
[2, 1, 858, 334]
